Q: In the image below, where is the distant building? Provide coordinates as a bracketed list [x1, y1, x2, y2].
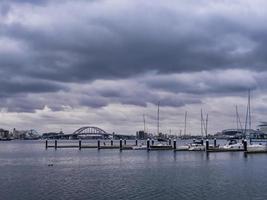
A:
[136, 131, 148, 140]
[42, 131, 64, 139]
[258, 122, 267, 134]
[12, 128, 40, 140]
[0, 128, 9, 139]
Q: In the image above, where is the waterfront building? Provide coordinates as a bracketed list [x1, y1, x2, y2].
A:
[0, 128, 10, 139]
[258, 122, 267, 134]
[136, 131, 148, 140]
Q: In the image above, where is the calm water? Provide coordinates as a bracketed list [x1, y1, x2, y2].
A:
[1, 140, 267, 200]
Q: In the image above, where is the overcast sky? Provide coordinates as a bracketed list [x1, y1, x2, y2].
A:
[0, 0, 267, 135]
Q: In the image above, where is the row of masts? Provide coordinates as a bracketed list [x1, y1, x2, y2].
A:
[142, 101, 209, 138]
[142, 90, 252, 138]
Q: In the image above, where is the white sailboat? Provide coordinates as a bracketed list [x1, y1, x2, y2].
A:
[189, 110, 206, 151]
[244, 90, 266, 152]
[133, 114, 147, 150]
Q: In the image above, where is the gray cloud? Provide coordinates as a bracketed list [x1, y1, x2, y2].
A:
[1, 0, 267, 133]
[1, 0, 267, 85]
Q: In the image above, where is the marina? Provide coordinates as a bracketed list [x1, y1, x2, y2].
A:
[1, 140, 267, 200]
[43, 138, 267, 155]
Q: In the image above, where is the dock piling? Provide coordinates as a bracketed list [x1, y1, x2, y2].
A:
[124, 139, 126, 146]
[79, 140, 82, 150]
[45, 140, 48, 149]
[152, 140, 154, 145]
[135, 139, 138, 146]
[173, 139, 177, 150]
[97, 140, 100, 150]
[214, 138, 217, 147]
[147, 139, 150, 150]
[244, 140, 247, 152]
[169, 139, 171, 146]
[55, 140, 57, 149]
[111, 140, 113, 146]
[206, 140, 209, 151]
[120, 139, 123, 150]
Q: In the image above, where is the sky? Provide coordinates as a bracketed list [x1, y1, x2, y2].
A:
[0, 0, 267, 135]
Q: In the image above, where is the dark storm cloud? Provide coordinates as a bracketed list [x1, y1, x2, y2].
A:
[0, 78, 66, 96]
[1, 0, 267, 113]
[1, 0, 267, 84]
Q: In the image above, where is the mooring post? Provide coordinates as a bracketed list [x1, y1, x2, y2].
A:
[173, 139, 177, 150]
[55, 140, 57, 149]
[97, 140, 100, 150]
[45, 140, 48, 149]
[206, 140, 209, 151]
[120, 139, 123, 150]
[111, 140, 113, 146]
[135, 139, 138, 146]
[151, 139, 154, 145]
[79, 140, 82, 150]
[147, 139, 150, 150]
[245, 140, 248, 151]
[124, 139, 126, 146]
[201, 139, 204, 145]
[169, 138, 171, 146]
[214, 138, 217, 147]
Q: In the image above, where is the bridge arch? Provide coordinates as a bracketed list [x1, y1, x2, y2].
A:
[71, 126, 110, 139]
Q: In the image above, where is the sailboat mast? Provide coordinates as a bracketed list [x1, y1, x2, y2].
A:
[236, 105, 243, 134]
[201, 109, 203, 138]
[248, 90, 251, 130]
[244, 90, 251, 135]
[184, 111, 187, 136]
[143, 114, 146, 133]
[157, 102, 160, 135]
[205, 114, 208, 138]
[235, 105, 239, 131]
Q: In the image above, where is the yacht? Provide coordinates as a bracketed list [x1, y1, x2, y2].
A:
[247, 143, 267, 152]
[188, 143, 205, 151]
[176, 140, 205, 151]
[221, 139, 243, 150]
[132, 143, 147, 150]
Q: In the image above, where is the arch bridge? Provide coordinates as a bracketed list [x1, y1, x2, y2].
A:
[68, 126, 111, 139]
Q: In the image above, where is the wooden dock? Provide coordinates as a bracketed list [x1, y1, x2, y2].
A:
[207, 148, 244, 153]
[149, 145, 173, 150]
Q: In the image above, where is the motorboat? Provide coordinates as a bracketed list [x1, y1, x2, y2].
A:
[247, 143, 267, 152]
[176, 139, 205, 151]
[132, 143, 147, 150]
[150, 143, 172, 150]
[188, 143, 205, 151]
[176, 145, 190, 151]
[221, 139, 243, 150]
